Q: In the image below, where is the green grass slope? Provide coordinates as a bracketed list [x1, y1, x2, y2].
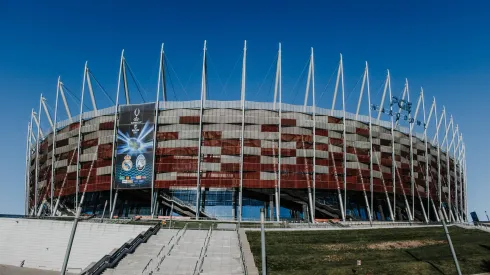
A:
[246, 227, 490, 275]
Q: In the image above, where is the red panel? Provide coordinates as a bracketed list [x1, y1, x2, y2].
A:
[297, 157, 313, 165]
[156, 163, 197, 172]
[222, 147, 240, 155]
[81, 138, 98, 148]
[316, 129, 328, 137]
[315, 143, 329, 151]
[244, 155, 261, 163]
[260, 148, 296, 157]
[179, 116, 200, 124]
[261, 125, 278, 132]
[297, 141, 313, 149]
[244, 139, 261, 147]
[281, 134, 312, 142]
[99, 121, 114, 130]
[203, 156, 221, 163]
[330, 138, 343, 146]
[356, 127, 369, 136]
[156, 147, 198, 156]
[157, 132, 179, 141]
[203, 131, 222, 139]
[221, 163, 240, 171]
[281, 118, 296, 126]
[69, 122, 80, 130]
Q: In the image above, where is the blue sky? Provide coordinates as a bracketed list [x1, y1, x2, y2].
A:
[0, 1, 489, 219]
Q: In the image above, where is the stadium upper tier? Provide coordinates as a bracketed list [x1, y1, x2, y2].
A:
[28, 100, 465, 220]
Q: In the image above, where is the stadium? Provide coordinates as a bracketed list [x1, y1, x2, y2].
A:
[25, 42, 468, 223]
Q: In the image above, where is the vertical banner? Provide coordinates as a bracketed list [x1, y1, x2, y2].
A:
[115, 103, 155, 188]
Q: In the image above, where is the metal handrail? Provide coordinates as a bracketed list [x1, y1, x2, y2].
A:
[154, 223, 188, 273]
[193, 227, 213, 275]
[81, 222, 161, 275]
[141, 258, 152, 275]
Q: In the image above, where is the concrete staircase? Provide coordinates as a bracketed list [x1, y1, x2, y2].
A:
[103, 226, 245, 275]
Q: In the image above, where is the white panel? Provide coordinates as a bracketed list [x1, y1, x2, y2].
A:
[222, 130, 241, 139]
[79, 153, 96, 162]
[201, 162, 221, 172]
[260, 172, 276, 180]
[178, 130, 200, 140]
[261, 140, 278, 148]
[281, 157, 296, 165]
[282, 112, 311, 120]
[316, 136, 329, 144]
[315, 165, 329, 174]
[158, 116, 180, 124]
[243, 147, 261, 156]
[220, 155, 241, 163]
[201, 146, 221, 155]
[156, 172, 177, 181]
[96, 166, 112, 176]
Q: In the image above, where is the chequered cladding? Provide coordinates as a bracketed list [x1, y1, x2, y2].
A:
[28, 102, 464, 208]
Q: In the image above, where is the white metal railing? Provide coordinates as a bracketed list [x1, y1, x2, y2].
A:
[193, 227, 213, 275]
[149, 224, 188, 274]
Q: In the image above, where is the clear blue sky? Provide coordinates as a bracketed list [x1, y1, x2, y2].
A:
[0, 1, 489, 219]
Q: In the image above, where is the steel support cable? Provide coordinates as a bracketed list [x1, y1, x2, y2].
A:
[290, 57, 311, 104]
[38, 152, 62, 207]
[124, 60, 147, 103]
[351, 146, 372, 220]
[88, 70, 116, 105]
[219, 51, 243, 96]
[165, 55, 190, 100]
[318, 65, 338, 102]
[206, 53, 224, 100]
[62, 85, 90, 110]
[346, 72, 364, 104]
[171, 54, 198, 99]
[374, 79, 386, 97]
[165, 61, 179, 101]
[255, 53, 278, 97]
[53, 147, 78, 214]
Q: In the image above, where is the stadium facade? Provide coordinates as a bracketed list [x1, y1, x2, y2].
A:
[25, 42, 468, 223]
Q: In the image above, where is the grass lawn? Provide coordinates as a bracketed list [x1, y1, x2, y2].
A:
[246, 226, 490, 275]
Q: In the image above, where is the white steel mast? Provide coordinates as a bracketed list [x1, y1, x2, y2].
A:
[75, 62, 88, 210]
[331, 54, 346, 221]
[410, 90, 428, 222]
[303, 47, 315, 223]
[109, 50, 125, 218]
[274, 43, 282, 222]
[238, 40, 247, 222]
[34, 94, 43, 213]
[152, 43, 165, 218]
[354, 62, 373, 222]
[195, 40, 207, 220]
[49, 78, 60, 215]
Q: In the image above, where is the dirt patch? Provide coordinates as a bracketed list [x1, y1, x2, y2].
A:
[324, 254, 346, 262]
[314, 239, 446, 252]
[316, 243, 356, 251]
[366, 239, 446, 250]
